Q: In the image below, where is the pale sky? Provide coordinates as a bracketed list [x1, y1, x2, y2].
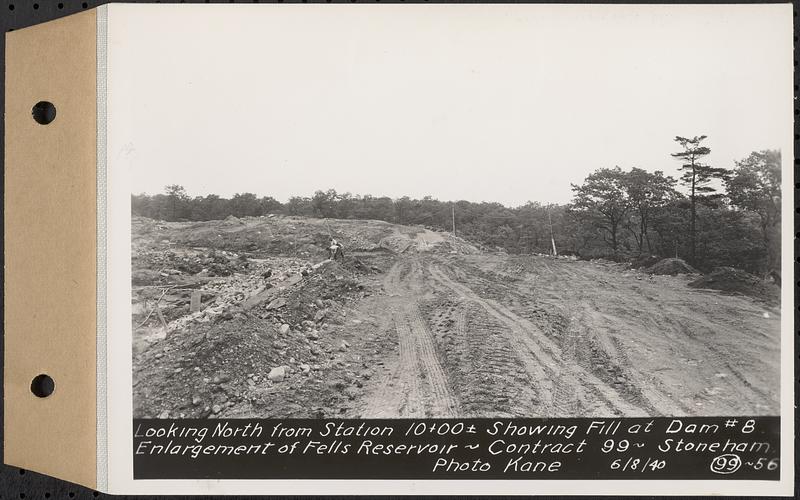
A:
[107, 3, 793, 206]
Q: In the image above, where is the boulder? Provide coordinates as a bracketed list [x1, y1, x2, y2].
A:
[268, 366, 287, 382]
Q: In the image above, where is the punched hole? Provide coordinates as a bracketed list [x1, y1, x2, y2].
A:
[31, 101, 56, 125]
[30, 374, 55, 398]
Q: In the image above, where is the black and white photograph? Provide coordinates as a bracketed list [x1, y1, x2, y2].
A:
[124, 4, 789, 422]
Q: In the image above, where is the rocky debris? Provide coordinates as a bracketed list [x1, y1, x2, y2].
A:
[645, 258, 698, 275]
[266, 298, 287, 310]
[131, 215, 404, 419]
[689, 267, 780, 305]
[379, 235, 415, 254]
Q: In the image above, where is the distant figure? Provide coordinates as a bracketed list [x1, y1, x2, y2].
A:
[329, 238, 344, 261]
[262, 268, 273, 281]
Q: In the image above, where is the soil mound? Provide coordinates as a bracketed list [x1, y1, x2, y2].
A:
[646, 258, 698, 275]
[688, 267, 779, 305]
[631, 255, 661, 269]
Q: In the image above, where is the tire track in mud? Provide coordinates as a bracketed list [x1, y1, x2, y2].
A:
[512, 256, 773, 415]
[401, 258, 459, 416]
[648, 312, 777, 413]
[429, 263, 645, 417]
[407, 304, 459, 416]
[428, 264, 557, 414]
[526, 261, 698, 415]
[362, 259, 459, 417]
[362, 310, 425, 418]
[425, 292, 538, 417]
[553, 258, 775, 414]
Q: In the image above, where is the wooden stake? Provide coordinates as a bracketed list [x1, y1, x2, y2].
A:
[548, 206, 558, 256]
[190, 290, 202, 312]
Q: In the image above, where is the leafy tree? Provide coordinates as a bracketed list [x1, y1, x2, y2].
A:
[229, 193, 261, 217]
[694, 205, 764, 272]
[259, 196, 283, 215]
[650, 198, 690, 259]
[623, 168, 678, 255]
[311, 189, 338, 218]
[335, 192, 356, 219]
[190, 194, 223, 220]
[570, 167, 631, 259]
[670, 136, 728, 264]
[285, 196, 313, 216]
[394, 196, 412, 225]
[164, 184, 189, 221]
[726, 150, 782, 275]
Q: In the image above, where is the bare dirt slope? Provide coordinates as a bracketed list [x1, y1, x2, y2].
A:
[132, 215, 780, 419]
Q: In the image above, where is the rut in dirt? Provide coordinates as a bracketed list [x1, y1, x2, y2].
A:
[362, 259, 460, 418]
[428, 261, 648, 417]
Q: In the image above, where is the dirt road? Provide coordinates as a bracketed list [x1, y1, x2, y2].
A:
[353, 253, 779, 417]
[361, 259, 459, 417]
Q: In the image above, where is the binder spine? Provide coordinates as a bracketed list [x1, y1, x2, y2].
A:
[4, 9, 99, 489]
[95, 4, 108, 492]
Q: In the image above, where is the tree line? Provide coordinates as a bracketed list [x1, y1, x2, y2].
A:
[568, 138, 780, 275]
[132, 137, 780, 276]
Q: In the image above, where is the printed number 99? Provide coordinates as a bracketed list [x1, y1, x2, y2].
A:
[710, 454, 742, 474]
[601, 439, 629, 453]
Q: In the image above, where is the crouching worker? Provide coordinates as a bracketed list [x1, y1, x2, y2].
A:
[329, 238, 345, 261]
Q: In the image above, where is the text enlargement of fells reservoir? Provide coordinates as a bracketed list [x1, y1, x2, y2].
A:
[133, 417, 779, 479]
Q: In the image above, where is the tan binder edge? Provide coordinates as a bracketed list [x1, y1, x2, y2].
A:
[4, 9, 98, 489]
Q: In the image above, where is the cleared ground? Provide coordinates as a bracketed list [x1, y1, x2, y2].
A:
[132, 215, 780, 419]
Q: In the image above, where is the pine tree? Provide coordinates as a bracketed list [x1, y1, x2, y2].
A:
[670, 136, 728, 264]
